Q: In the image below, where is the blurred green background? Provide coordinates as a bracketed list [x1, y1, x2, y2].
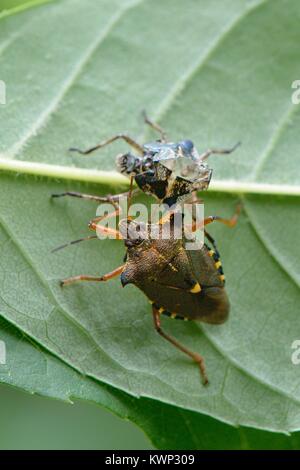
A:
[0, 383, 151, 449]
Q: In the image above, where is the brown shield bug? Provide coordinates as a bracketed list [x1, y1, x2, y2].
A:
[55, 200, 240, 385]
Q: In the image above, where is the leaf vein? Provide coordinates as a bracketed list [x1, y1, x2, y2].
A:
[151, 0, 268, 126]
[8, 0, 144, 158]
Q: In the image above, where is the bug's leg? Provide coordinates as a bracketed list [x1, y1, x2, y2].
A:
[204, 230, 226, 283]
[187, 191, 204, 231]
[191, 190, 203, 204]
[51, 191, 112, 202]
[203, 204, 241, 228]
[52, 210, 123, 253]
[89, 215, 123, 240]
[89, 212, 119, 226]
[189, 204, 242, 232]
[52, 235, 98, 253]
[86, 201, 126, 239]
[157, 209, 177, 226]
[51, 190, 136, 209]
[204, 230, 220, 255]
[61, 265, 124, 287]
[152, 306, 209, 385]
[127, 175, 134, 212]
[142, 110, 168, 142]
[199, 141, 241, 161]
[88, 205, 121, 229]
[69, 134, 144, 155]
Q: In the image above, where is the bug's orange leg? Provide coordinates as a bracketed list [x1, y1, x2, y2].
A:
[88, 208, 123, 239]
[88, 196, 138, 238]
[69, 133, 144, 155]
[88, 208, 121, 226]
[190, 204, 242, 232]
[142, 110, 168, 142]
[52, 208, 124, 253]
[204, 203, 241, 228]
[89, 221, 122, 239]
[61, 265, 124, 287]
[199, 142, 241, 161]
[127, 175, 135, 214]
[158, 210, 176, 225]
[185, 193, 203, 232]
[89, 222, 123, 240]
[152, 306, 209, 385]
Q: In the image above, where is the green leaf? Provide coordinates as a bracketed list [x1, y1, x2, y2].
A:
[0, 0, 300, 446]
[2, 315, 300, 450]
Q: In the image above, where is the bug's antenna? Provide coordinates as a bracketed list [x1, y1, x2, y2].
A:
[51, 235, 98, 253]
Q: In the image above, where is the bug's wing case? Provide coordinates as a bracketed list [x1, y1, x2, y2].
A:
[185, 242, 224, 288]
[184, 240, 230, 323]
[123, 238, 229, 324]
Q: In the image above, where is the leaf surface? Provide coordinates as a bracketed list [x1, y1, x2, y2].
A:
[0, 0, 299, 443]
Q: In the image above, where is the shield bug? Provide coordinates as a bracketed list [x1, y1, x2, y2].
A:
[52, 113, 241, 384]
[68, 112, 240, 207]
[55, 199, 240, 385]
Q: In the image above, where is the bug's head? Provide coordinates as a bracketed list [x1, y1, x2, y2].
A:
[119, 218, 174, 288]
[116, 152, 140, 175]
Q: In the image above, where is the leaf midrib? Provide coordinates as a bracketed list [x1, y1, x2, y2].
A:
[0, 158, 299, 196]
[2, 0, 298, 198]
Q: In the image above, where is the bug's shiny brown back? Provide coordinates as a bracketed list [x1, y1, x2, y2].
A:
[121, 236, 229, 324]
